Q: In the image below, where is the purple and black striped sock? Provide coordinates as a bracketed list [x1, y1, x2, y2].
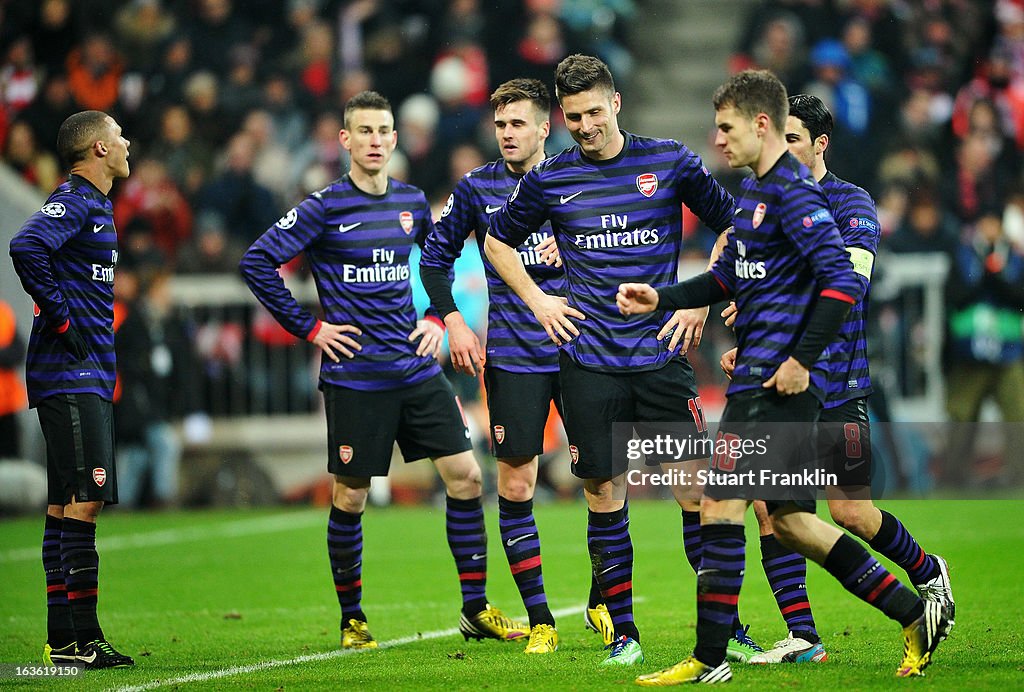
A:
[760, 534, 819, 643]
[682, 509, 702, 574]
[446, 495, 488, 616]
[498, 496, 553, 627]
[43, 514, 74, 647]
[588, 507, 638, 642]
[61, 517, 102, 644]
[328, 505, 365, 624]
[868, 510, 939, 585]
[693, 523, 745, 667]
[823, 534, 923, 627]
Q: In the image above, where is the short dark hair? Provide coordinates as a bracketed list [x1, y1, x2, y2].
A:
[56, 110, 110, 168]
[554, 54, 615, 102]
[343, 90, 392, 129]
[712, 70, 788, 135]
[490, 78, 551, 118]
[788, 93, 833, 141]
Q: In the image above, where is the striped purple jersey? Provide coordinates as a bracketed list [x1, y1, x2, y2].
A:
[488, 132, 734, 371]
[820, 171, 880, 408]
[710, 152, 861, 402]
[9, 176, 118, 407]
[422, 159, 566, 373]
[240, 175, 442, 391]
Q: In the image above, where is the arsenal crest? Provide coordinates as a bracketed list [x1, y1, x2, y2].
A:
[93, 468, 106, 487]
[339, 445, 354, 463]
[399, 211, 414, 234]
[493, 425, 505, 444]
[569, 445, 580, 464]
[636, 173, 658, 198]
[752, 202, 767, 229]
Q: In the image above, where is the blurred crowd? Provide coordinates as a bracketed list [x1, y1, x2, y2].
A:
[0, 0, 635, 273]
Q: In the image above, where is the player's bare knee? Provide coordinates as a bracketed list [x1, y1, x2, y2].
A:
[437, 452, 483, 499]
[332, 477, 370, 513]
[498, 476, 534, 502]
[65, 498, 103, 522]
[830, 502, 870, 537]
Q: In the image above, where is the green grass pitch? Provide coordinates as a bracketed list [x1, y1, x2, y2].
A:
[1, 499, 1021, 690]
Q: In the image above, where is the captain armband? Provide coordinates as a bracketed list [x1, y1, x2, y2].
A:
[846, 247, 874, 280]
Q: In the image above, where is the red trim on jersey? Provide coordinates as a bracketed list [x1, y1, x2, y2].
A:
[712, 273, 730, 296]
[306, 320, 323, 342]
[509, 555, 542, 575]
[424, 315, 445, 332]
[55, 320, 70, 334]
[820, 289, 855, 304]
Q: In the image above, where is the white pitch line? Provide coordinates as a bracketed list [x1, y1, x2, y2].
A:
[0, 511, 323, 563]
[105, 601, 643, 692]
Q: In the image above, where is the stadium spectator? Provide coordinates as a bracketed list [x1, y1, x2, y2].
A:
[185, 0, 251, 77]
[182, 70, 231, 150]
[20, 74, 75, 159]
[66, 34, 123, 113]
[0, 299, 28, 459]
[176, 209, 245, 274]
[114, 267, 199, 508]
[3, 120, 61, 195]
[146, 104, 214, 198]
[0, 37, 40, 115]
[887, 187, 959, 255]
[113, 0, 177, 73]
[113, 157, 193, 260]
[944, 131, 1008, 225]
[196, 131, 279, 246]
[944, 209, 1024, 487]
[30, 0, 79, 77]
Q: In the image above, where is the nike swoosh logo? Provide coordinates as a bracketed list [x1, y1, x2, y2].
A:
[598, 563, 618, 575]
[560, 191, 583, 205]
[471, 553, 486, 560]
[93, 224, 104, 233]
[485, 205, 502, 214]
[338, 222, 362, 233]
[844, 459, 866, 472]
[78, 652, 97, 663]
[68, 567, 98, 574]
[506, 533, 535, 547]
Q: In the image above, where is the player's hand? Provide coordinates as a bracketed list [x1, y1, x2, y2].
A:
[409, 319, 444, 359]
[445, 312, 484, 375]
[720, 300, 737, 327]
[616, 283, 659, 315]
[763, 356, 809, 395]
[721, 301, 737, 327]
[312, 322, 362, 363]
[658, 307, 709, 353]
[56, 325, 90, 361]
[720, 347, 737, 380]
[535, 235, 562, 267]
[527, 293, 585, 346]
